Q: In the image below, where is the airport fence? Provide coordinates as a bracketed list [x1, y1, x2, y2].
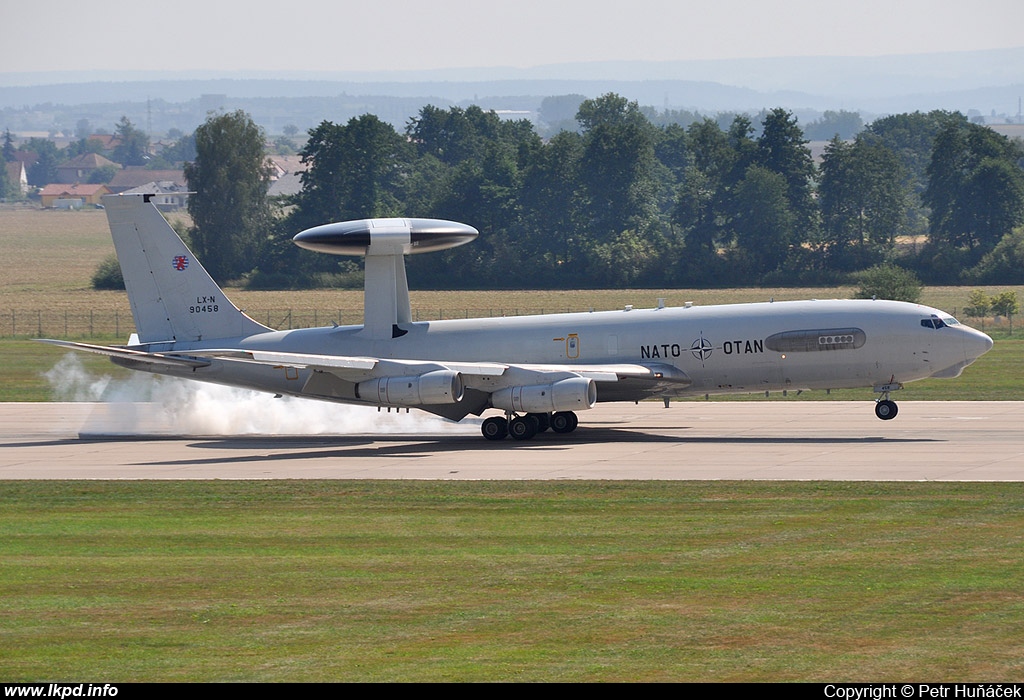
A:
[3, 306, 598, 339]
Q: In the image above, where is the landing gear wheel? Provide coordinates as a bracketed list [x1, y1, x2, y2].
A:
[875, 399, 898, 420]
[481, 416, 509, 441]
[509, 415, 539, 441]
[528, 412, 551, 433]
[550, 411, 579, 434]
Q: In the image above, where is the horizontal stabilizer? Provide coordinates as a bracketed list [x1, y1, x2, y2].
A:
[37, 339, 212, 369]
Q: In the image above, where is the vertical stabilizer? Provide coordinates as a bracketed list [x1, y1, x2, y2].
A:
[104, 193, 270, 345]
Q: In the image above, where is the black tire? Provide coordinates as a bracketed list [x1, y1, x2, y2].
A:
[509, 415, 539, 441]
[481, 416, 508, 440]
[550, 411, 578, 434]
[874, 400, 898, 420]
[528, 412, 551, 433]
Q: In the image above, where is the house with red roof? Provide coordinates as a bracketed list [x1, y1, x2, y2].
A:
[39, 183, 111, 208]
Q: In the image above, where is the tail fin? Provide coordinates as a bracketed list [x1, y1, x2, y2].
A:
[104, 193, 270, 345]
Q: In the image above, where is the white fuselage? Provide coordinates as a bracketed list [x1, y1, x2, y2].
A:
[140, 298, 991, 414]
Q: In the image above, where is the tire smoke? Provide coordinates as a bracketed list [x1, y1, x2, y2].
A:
[44, 353, 478, 437]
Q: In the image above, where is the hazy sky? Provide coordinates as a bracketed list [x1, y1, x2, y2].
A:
[5, 0, 1023, 76]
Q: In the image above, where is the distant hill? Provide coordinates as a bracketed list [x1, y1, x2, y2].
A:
[2, 48, 1022, 135]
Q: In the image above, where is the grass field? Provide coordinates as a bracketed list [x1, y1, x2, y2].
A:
[2, 480, 1022, 682]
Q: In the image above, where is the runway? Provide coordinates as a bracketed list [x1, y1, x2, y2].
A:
[1, 400, 1022, 480]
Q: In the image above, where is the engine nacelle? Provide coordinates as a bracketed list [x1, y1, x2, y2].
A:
[490, 377, 597, 414]
[357, 370, 464, 406]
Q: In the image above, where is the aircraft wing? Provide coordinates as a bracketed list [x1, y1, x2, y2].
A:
[39, 340, 689, 386]
[39, 341, 689, 421]
[238, 350, 690, 420]
[239, 349, 687, 386]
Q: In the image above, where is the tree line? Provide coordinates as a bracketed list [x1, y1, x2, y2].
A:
[181, 98, 1024, 290]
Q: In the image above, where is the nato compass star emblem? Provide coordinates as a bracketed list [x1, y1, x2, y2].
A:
[690, 334, 713, 365]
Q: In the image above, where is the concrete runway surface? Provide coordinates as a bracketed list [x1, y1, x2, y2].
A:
[1, 400, 1022, 480]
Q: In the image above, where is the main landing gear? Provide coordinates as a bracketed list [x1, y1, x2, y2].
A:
[481, 411, 579, 441]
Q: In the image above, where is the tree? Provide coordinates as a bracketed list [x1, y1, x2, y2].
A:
[818, 135, 907, 270]
[863, 110, 967, 240]
[22, 137, 60, 186]
[91, 254, 125, 290]
[804, 110, 863, 140]
[924, 121, 1024, 256]
[514, 130, 587, 284]
[576, 93, 658, 242]
[538, 94, 586, 134]
[962, 158, 1024, 251]
[853, 263, 922, 303]
[184, 110, 273, 282]
[112, 116, 149, 166]
[755, 108, 816, 236]
[966, 227, 1024, 284]
[990, 290, 1019, 334]
[161, 133, 197, 164]
[290, 115, 411, 230]
[2, 129, 15, 162]
[74, 119, 91, 140]
[87, 164, 119, 184]
[865, 111, 965, 196]
[963, 289, 991, 322]
[727, 165, 796, 275]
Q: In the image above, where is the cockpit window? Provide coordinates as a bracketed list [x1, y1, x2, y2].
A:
[921, 314, 959, 329]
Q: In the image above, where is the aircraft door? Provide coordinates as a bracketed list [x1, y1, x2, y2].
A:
[566, 333, 580, 359]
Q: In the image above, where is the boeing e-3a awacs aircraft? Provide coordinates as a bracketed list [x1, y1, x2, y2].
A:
[42, 193, 994, 441]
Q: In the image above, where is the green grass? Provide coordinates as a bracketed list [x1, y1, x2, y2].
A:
[0, 337, 133, 402]
[1, 480, 1022, 682]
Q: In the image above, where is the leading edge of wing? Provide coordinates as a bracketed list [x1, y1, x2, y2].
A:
[243, 350, 689, 385]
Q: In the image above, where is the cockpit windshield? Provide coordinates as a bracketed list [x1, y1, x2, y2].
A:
[921, 314, 960, 329]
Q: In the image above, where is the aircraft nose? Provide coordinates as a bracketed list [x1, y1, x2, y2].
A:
[965, 327, 994, 360]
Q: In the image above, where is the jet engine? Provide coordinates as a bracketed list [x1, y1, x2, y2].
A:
[490, 377, 597, 413]
[356, 370, 464, 406]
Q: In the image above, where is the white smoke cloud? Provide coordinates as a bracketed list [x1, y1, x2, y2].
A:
[45, 353, 479, 437]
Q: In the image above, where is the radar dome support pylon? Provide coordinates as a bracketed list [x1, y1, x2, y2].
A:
[292, 218, 478, 340]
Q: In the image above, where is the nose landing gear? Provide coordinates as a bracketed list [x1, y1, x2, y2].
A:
[873, 378, 903, 420]
[874, 399, 898, 420]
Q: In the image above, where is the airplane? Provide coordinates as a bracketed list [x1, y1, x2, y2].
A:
[41, 193, 994, 441]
